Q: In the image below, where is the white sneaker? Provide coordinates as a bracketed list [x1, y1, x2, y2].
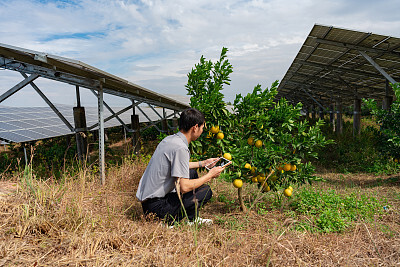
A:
[161, 222, 174, 229]
[188, 217, 213, 226]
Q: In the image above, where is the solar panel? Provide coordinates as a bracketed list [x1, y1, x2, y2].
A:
[18, 129, 47, 140]
[0, 122, 14, 131]
[0, 43, 190, 112]
[7, 120, 37, 128]
[0, 104, 179, 143]
[278, 24, 400, 107]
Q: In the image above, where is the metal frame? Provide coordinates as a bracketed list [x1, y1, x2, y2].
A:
[0, 43, 191, 184]
[20, 72, 75, 131]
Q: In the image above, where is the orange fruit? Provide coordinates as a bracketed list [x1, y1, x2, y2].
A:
[290, 165, 297, 171]
[233, 179, 243, 188]
[250, 166, 257, 174]
[255, 140, 263, 148]
[251, 176, 258, 183]
[258, 175, 266, 183]
[247, 137, 255, 146]
[216, 132, 224, 139]
[210, 125, 219, 134]
[284, 188, 292, 197]
[263, 184, 270, 192]
[223, 153, 232, 160]
[244, 163, 251, 169]
[283, 164, 291, 172]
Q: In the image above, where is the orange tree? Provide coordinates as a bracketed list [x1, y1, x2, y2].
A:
[186, 47, 233, 158]
[186, 48, 332, 210]
[225, 82, 333, 208]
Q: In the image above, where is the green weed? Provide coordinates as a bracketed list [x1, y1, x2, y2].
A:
[289, 187, 386, 233]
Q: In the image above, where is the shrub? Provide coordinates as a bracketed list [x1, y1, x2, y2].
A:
[363, 83, 400, 160]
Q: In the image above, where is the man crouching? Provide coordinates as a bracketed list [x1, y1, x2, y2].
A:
[136, 108, 226, 226]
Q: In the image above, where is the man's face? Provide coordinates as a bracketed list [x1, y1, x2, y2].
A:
[193, 123, 204, 140]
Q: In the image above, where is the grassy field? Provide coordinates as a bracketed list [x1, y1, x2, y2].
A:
[0, 156, 399, 266]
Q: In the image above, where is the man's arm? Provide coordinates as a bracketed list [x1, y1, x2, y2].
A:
[189, 161, 202, 169]
[189, 157, 219, 169]
[178, 166, 225, 194]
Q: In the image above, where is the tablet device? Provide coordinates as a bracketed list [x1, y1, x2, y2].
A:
[205, 157, 232, 170]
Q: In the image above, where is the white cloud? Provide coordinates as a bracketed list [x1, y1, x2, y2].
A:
[1, 0, 400, 106]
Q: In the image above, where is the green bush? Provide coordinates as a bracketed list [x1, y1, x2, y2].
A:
[363, 83, 400, 160]
[316, 119, 400, 174]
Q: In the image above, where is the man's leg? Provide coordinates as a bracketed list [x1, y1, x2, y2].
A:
[179, 184, 213, 221]
[189, 168, 199, 179]
[141, 193, 181, 224]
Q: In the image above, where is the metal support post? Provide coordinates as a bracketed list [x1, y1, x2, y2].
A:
[90, 89, 131, 132]
[319, 106, 324, 120]
[311, 105, 316, 121]
[73, 106, 88, 161]
[172, 115, 179, 132]
[98, 82, 105, 185]
[330, 103, 335, 132]
[383, 80, 393, 111]
[336, 100, 343, 135]
[23, 143, 28, 166]
[161, 107, 168, 133]
[305, 107, 310, 120]
[383, 96, 393, 110]
[76, 85, 81, 107]
[74, 85, 88, 161]
[131, 100, 141, 155]
[353, 99, 361, 136]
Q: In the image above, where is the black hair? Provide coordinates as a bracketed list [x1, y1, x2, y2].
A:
[179, 108, 205, 132]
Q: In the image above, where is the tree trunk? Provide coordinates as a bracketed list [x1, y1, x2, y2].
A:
[238, 187, 247, 212]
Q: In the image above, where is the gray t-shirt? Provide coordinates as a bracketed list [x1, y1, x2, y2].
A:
[136, 131, 190, 202]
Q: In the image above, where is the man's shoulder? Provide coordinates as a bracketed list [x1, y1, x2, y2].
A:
[162, 133, 187, 147]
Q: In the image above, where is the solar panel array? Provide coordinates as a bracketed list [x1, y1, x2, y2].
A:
[277, 24, 400, 107]
[0, 43, 190, 111]
[0, 105, 177, 143]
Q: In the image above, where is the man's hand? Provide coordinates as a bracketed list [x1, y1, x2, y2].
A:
[207, 165, 226, 178]
[202, 157, 219, 168]
[179, 162, 229, 194]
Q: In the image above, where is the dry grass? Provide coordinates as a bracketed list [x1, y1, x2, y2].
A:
[0, 159, 399, 266]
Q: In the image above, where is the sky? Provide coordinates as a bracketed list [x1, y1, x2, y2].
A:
[1, 0, 400, 107]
